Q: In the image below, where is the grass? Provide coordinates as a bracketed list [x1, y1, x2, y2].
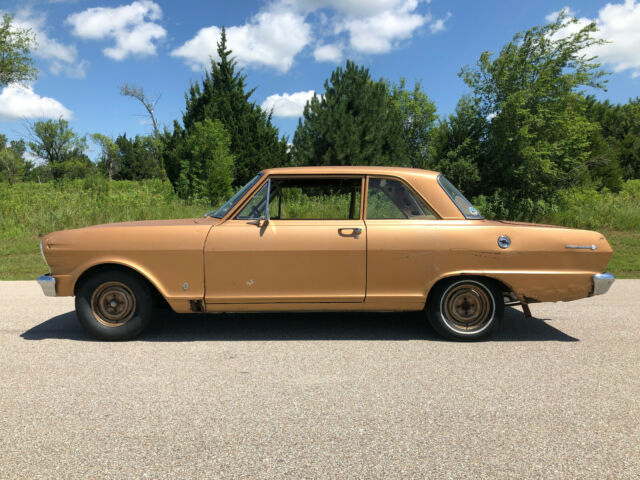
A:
[1, 179, 638, 280]
[602, 230, 640, 279]
[0, 179, 209, 280]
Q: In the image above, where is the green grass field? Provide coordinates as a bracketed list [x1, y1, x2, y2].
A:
[1, 179, 638, 280]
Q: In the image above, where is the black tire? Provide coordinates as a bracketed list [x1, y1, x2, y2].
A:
[427, 277, 503, 341]
[75, 269, 154, 341]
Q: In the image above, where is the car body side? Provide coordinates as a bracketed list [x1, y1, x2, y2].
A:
[40, 166, 613, 313]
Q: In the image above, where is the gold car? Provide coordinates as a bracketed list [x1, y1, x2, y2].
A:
[38, 166, 614, 340]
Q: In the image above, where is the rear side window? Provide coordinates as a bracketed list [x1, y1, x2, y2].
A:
[366, 178, 436, 219]
[438, 175, 483, 220]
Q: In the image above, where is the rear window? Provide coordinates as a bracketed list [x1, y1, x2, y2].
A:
[438, 175, 483, 220]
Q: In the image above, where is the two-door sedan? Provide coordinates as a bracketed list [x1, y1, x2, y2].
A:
[37, 166, 615, 340]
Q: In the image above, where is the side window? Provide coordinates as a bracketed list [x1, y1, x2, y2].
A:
[269, 177, 362, 220]
[367, 177, 436, 219]
[236, 182, 269, 219]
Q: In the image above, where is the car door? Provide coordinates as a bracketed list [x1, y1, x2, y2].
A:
[364, 176, 441, 307]
[204, 176, 366, 304]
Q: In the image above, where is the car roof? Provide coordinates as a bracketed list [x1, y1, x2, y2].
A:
[261, 165, 440, 179]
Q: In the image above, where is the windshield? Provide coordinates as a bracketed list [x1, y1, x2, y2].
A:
[437, 175, 484, 220]
[207, 173, 263, 218]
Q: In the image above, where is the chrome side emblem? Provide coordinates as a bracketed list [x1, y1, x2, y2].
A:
[497, 235, 511, 249]
[565, 244, 597, 250]
[183, 282, 189, 290]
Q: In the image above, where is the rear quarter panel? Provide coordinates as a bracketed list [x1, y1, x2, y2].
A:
[365, 220, 612, 305]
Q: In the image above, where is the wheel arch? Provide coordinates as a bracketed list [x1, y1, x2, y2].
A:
[73, 262, 167, 305]
[425, 273, 514, 307]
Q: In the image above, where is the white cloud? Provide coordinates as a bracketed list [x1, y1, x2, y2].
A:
[545, 7, 575, 23]
[313, 43, 343, 62]
[66, 0, 166, 60]
[0, 84, 72, 122]
[429, 12, 452, 34]
[261, 90, 317, 117]
[338, 2, 428, 54]
[548, 1, 640, 78]
[9, 9, 85, 78]
[173, 0, 443, 71]
[172, 10, 311, 72]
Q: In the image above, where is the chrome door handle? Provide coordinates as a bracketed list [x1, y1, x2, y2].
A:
[338, 227, 362, 239]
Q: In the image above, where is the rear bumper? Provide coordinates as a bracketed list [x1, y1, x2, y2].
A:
[592, 273, 615, 296]
[37, 274, 57, 297]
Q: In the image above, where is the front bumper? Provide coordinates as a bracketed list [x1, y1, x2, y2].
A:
[592, 272, 615, 296]
[37, 274, 57, 297]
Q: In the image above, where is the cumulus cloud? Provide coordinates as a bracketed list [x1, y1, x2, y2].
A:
[313, 43, 343, 62]
[66, 0, 166, 60]
[337, 2, 429, 54]
[548, 1, 640, 78]
[0, 84, 72, 122]
[261, 90, 317, 117]
[9, 9, 86, 78]
[171, 10, 311, 72]
[173, 0, 445, 71]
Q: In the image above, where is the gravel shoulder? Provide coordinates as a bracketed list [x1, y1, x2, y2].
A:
[1, 280, 639, 479]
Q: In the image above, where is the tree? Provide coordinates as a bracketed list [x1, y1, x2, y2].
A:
[0, 14, 37, 87]
[178, 119, 234, 204]
[119, 83, 161, 140]
[0, 134, 32, 185]
[427, 96, 484, 197]
[459, 11, 611, 219]
[114, 134, 164, 180]
[27, 119, 90, 179]
[91, 133, 120, 180]
[390, 79, 438, 169]
[163, 27, 289, 189]
[292, 61, 407, 167]
[584, 96, 640, 181]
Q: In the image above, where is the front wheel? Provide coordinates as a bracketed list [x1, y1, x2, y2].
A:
[75, 269, 153, 341]
[427, 277, 503, 341]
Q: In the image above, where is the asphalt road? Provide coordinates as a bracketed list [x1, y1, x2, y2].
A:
[1, 280, 639, 479]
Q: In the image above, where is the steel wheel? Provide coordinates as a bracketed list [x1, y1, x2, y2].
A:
[428, 277, 503, 340]
[442, 282, 492, 332]
[90, 281, 137, 327]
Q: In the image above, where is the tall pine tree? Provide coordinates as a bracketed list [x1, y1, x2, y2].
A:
[162, 28, 289, 190]
[292, 61, 408, 167]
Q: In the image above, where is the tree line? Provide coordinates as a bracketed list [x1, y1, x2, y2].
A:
[1, 13, 639, 220]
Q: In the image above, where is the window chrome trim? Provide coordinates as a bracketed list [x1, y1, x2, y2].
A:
[437, 174, 484, 220]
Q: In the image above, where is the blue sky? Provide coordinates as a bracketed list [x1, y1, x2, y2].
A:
[1, 0, 639, 156]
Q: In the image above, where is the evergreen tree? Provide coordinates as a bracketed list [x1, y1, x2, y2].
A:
[163, 27, 288, 190]
[179, 119, 234, 204]
[114, 134, 164, 180]
[292, 61, 407, 166]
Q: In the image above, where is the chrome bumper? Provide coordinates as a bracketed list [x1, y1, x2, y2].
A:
[37, 274, 57, 297]
[592, 273, 615, 296]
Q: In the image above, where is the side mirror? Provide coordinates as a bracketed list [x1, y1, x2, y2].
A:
[247, 216, 268, 227]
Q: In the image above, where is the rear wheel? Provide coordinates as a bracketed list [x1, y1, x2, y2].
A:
[427, 277, 503, 340]
[75, 269, 153, 341]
